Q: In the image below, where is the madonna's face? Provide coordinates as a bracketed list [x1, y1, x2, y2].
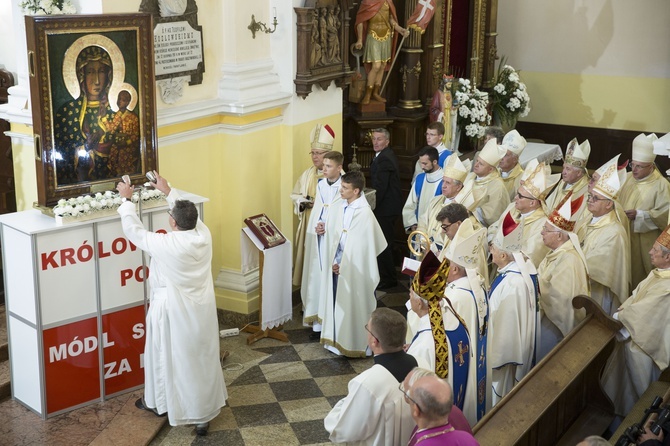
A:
[83, 61, 110, 101]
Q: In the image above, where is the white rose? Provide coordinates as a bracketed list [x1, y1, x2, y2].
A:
[57, 199, 66, 206]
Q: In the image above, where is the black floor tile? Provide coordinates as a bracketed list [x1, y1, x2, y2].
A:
[231, 402, 288, 428]
[285, 328, 319, 345]
[230, 365, 267, 386]
[270, 379, 324, 401]
[303, 357, 356, 378]
[291, 419, 332, 445]
[254, 345, 303, 364]
[192, 428, 245, 445]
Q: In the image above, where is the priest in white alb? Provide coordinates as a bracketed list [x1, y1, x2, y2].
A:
[117, 173, 227, 436]
[403, 146, 444, 233]
[488, 213, 539, 405]
[443, 219, 491, 424]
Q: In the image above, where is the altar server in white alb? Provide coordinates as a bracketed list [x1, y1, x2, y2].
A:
[116, 172, 227, 436]
[301, 151, 344, 338]
[488, 213, 539, 405]
[443, 219, 490, 424]
[403, 146, 444, 232]
[320, 171, 387, 357]
[290, 123, 335, 287]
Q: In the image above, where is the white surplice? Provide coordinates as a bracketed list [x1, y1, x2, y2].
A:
[301, 176, 342, 325]
[118, 189, 227, 426]
[320, 195, 387, 357]
[324, 364, 416, 445]
[488, 260, 539, 405]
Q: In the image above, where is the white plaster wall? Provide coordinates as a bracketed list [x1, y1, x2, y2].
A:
[497, 0, 670, 78]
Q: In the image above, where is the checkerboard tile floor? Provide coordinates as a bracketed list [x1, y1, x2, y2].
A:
[149, 282, 410, 445]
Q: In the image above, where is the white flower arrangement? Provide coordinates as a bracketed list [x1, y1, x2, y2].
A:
[453, 78, 491, 141]
[53, 189, 166, 219]
[491, 59, 531, 127]
[19, 0, 76, 15]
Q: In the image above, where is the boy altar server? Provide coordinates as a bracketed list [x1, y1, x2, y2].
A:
[290, 124, 335, 286]
[320, 171, 387, 357]
[301, 151, 344, 338]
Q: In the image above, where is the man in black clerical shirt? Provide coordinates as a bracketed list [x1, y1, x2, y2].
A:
[324, 308, 421, 444]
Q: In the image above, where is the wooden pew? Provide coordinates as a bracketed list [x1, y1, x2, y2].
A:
[473, 296, 622, 446]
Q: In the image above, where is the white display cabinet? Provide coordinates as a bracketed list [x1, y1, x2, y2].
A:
[0, 193, 206, 418]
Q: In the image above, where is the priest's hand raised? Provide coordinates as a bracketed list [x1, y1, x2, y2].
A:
[149, 170, 171, 196]
[332, 263, 340, 275]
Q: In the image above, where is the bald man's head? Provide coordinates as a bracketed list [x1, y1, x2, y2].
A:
[411, 375, 453, 421]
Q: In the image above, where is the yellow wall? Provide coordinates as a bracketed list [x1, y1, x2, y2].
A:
[154, 111, 343, 314]
[521, 72, 670, 132]
[9, 124, 38, 211]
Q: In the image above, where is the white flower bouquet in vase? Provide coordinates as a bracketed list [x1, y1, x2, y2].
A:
[491, 58, 531, 131]
[453, 78, 491, 148]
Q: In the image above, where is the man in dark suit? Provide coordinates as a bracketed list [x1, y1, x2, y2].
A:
[370, 128, 403, 289]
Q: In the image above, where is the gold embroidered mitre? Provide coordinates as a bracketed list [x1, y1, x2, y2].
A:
[310, 124, 335, 151]
[564, 138, 590, 169]
[443, 153, 469, 183]
[547, 190, 584, 232]
[521, 159, 560, 201]
[657, 224, 670, 250]
[491, 211, 524, 252]
[411, 250, 450, 379]
[593, 154, 627, 200]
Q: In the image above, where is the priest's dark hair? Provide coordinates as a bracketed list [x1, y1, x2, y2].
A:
[370, 307, 406, 352]
[341, 171, 365, 193]
[418, 146, 439, 163]
[171, 200, 198, 230]
[436, 202, 468, 224]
